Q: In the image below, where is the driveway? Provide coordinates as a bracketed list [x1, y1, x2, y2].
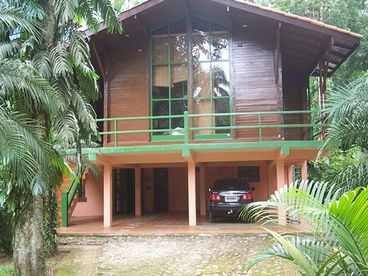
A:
[57, 234, 299, 275]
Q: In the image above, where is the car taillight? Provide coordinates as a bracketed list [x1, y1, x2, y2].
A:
[210, 193, 221, 201]
[242, 193, 253, 201]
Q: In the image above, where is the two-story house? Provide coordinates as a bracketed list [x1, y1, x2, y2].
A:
[59, 0, 361, 228]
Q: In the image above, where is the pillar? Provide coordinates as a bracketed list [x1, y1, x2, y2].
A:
[135, 167, 142, 217]
[103, 163, 113, 227]
[301, 160, 308, 181]
[287, 165, 294, 185]
[199, 165, 206, 216]
[275, 159, 286, 225]
[188, 161, 197, 226]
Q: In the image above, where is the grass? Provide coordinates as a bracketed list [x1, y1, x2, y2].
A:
[0, 257, 13, 276]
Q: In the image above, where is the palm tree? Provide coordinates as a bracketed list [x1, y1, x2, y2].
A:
[241, 180, 368, 275]
[0, 1, 121, 275]
[319, 73, 368, 190]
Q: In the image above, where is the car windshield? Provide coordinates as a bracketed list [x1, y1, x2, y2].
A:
[213, 179, 250, 191]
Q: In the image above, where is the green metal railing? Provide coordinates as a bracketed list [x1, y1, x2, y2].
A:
[97, 110, 326, 146]
[61, 172, 81, 227]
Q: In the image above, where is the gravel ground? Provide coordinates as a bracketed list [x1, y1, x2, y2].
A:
[58, 235, 300, 276]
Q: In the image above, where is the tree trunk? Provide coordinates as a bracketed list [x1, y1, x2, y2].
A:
[13, 196, 45, 276]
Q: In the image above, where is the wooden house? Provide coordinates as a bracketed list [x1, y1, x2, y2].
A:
[60, 0, 361, 228]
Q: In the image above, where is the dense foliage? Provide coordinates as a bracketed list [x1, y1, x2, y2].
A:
[0, 0, 121, 274]
[242, 181, 368, 275]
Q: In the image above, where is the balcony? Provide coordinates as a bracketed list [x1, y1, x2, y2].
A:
[92, 110, 325, 157]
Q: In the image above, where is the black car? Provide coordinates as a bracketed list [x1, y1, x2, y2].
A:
[208, 179, 254, 222]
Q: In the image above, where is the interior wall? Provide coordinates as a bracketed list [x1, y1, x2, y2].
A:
[73, 175, 103, 217]
[205, 162, 269, 203]
[168, 167, 188, 211]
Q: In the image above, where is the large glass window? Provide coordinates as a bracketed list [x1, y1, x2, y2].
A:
[192, 18, 231, 136]
[151, 17, 230, 139]
[151, 19, 188, 137]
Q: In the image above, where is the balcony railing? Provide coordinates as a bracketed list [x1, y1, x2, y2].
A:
[96, 110, 326, 147]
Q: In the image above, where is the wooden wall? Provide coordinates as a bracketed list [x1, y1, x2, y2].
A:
[104, 34, 149, 145]
[232, 25, 283, 141]
[282, 72, 309, 140]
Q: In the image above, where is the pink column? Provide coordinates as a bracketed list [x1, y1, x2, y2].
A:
[188, 161, 197, 226]
[135, 167, 142, 217]
[276, 159, 286, 225]
[103, 163, 113, 227]
[287, 165, 294, 185]
[301, 160, 308, 180]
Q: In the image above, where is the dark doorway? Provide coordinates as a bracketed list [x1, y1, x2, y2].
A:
[154, 168, 169, 212]
[114, 169, 135, 215]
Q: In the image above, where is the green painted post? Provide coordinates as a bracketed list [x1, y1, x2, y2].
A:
[61, 192, 68, 227]
[114, 119, 117, 147]
[258, 113, 262, 142]
[184, 111, 189, 144]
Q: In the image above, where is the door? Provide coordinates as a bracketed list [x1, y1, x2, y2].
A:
[154, 168, 169, 212]
[114, 169, 135, 215]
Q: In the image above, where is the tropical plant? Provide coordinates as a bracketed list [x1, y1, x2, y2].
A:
[241, 180, 368, 275]
[0, 0, 121, 275]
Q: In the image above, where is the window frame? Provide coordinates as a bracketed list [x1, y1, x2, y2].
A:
[149, 15, 232, 142]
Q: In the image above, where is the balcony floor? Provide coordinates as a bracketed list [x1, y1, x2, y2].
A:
[59, 212, 308, 235]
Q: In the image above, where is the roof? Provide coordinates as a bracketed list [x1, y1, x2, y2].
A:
[90, 0, 362, 77]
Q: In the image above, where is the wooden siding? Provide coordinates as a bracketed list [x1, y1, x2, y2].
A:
[232, 25, 283, 141]
[282, 72, 309, 140]
[105, 35, 149, 145]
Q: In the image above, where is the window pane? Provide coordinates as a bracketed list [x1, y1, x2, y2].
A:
[192, 17, 210, 33]
[171, 100, 187, 129]
[170, 19, 186, 34]
[172, 65, 187, 98]
[152, 66, 169, 99]
[171, 100, 187, 115]
[153, 100, 169, 116]
[211, 33, 229, 61]
[152, 37, 168, 64]
[193, 98, 212, 135]
[193, 63, 210, 98]
[192, 34, 210, 62]
[212, 62, 230, 97]
[171, 34, 187, 63]
[153, 101, 169, 134]
[214, 98, 231, 134]
[152, 25, 168, 35]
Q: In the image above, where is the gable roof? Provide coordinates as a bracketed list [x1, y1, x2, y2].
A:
[90, 0, 362, 77]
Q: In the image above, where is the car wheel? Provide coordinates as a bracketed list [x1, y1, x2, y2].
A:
[209, 212, 216, 223]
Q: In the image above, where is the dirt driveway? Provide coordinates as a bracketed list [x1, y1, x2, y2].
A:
[55, 234, 299, 276]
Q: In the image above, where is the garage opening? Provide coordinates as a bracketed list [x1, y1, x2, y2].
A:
[114, 168, 135, 215]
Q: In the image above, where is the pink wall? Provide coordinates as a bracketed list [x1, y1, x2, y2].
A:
[204, 164, 270, 200]
[73, 175, 103, 217]
[168, 167, 188, 211]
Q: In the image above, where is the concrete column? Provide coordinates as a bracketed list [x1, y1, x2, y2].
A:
[287, 165, 294, 185]
[199, 165, 206, 216]
[188, 161, 197, 226]
[135, 167, 142, 217]
[275, 159, 286, 225]
[103, 163, 113, 227]
[301, 160, 308, 181]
